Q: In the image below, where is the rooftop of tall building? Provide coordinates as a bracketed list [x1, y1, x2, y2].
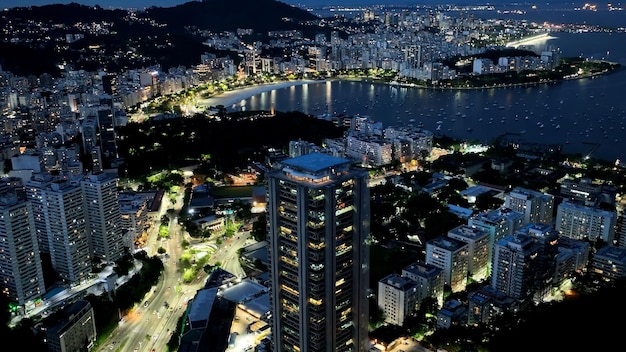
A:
[282, 152, 350, 174]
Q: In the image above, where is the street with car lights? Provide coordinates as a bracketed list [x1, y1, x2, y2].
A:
[96, 182, 253, 352]
[97, 190, 191, 352]
[211, 233, 249, 278]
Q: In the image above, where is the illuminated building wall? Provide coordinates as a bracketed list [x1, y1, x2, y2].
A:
[42, 179, 91, 284]
[425, 236, 469, 293]
[504, 187, 554, 226]
[266, 153, 370, 352]
[81, 172, 127, 264]
[0, 190, 45, 306]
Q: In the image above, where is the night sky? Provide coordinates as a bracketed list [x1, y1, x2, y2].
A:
[3, 0, 550, 10]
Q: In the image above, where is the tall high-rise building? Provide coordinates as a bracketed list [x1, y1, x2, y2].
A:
[491, 233, 543, 305]
[516, 223, 559, 301]
[26, 173, 55, 254]
[80, 115, 99, 156]
[0, 190, 46, 306]
[90, 148, 103, 173]
[0, 176, 26, 200]
[81, 172, 127, 264]
[378, 273, 418, 326]
[97, 100, 118, 160]
[590, 245, 626, 283]
[402, 260, 444, 308]
[468, 207, 525, 264]
[102, 74, 118, 95]
[266, 153, 370, 352]
[44, 299, 97, 352]
[43, 179, 92, 284]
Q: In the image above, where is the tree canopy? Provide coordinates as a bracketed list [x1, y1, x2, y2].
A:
[116, 111, 346, 178]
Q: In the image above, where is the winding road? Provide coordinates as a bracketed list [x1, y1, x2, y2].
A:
[96, 186, 250, 352]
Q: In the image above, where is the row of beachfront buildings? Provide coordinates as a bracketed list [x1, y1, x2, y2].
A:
[291, 113, 435, 167]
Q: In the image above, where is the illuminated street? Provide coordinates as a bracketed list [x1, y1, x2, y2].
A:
[93, 180, 255, 352]
[95, 189, 193, 352]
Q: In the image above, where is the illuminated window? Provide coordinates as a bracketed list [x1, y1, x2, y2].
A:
[308, 297, 323, 305]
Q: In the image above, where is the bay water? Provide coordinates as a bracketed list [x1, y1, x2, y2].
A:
[234, 10, 626, 163]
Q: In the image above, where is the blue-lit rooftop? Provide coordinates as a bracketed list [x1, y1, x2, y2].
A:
[282, 153, 350, 174]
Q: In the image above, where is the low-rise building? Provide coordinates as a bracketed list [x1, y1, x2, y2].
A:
[436, 299, 467, 329]
[590, 245, 626, 283]
[378, 273, 419, 326]
[44, 300, 96, 352]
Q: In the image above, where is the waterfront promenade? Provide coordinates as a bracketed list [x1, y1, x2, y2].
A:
[198, 79, 325, 109]
[505, 32, 555, 48]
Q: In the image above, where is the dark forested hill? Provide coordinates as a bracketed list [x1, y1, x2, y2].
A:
[2, 2, 128, 23]
[143, 0, 320, 33]
[0, 0, 324, 76]
[2, 0, 318, 32]
[116, 111, 346, 177]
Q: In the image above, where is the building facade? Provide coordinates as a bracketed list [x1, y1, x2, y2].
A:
[118, 191, 150, 248]
[555, 200, 616, 243]
[81, 172, 127, 264]
[468, 207, 525, 264]
[447, 225, 490, 282]
[467, 285, 517, 327]
[590, 245, 626, 283]
[402, 260, 444, 308]
[516, 223, 560, 301]
[0, 191, 46, 306]
[436, 299, 467, 329]
[491, 234, 542, 304]
[425, 236, 469, 293]
[378, 273, 418, 326]
[44, 300, 97, 352]
[43, 178, 92, 284]
[25, 172, 54, 254]
[504, 187, 554, 225]
[559, 177, 616, 207]
[266, 153, 370, 352]
[555, 236, 590, 273]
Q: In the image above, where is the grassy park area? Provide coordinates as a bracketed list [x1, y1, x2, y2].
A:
[213, 185, 255, 198]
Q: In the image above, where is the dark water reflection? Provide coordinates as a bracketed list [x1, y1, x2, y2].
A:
[235, 32, 626, 162]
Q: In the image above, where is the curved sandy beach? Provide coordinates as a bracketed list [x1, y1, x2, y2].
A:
[505, 33, 557, 49]
[199, 79, 326, 109]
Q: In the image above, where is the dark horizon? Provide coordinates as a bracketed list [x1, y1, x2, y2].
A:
[3, 0, 585, 10]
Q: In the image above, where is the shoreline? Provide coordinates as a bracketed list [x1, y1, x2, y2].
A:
[504, 32, 556, 48]
[198, 79, 327, 109]
[197, 63, 620, 109]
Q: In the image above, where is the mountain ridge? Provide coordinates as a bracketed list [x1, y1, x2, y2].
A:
[0, 0, 326, 76]
[2, 0, 320, 32]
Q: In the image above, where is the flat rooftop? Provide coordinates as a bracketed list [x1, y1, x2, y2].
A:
[188, 287, 218, 327]
[282, 153, 349, 173]
[221, 279, 267, 304]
